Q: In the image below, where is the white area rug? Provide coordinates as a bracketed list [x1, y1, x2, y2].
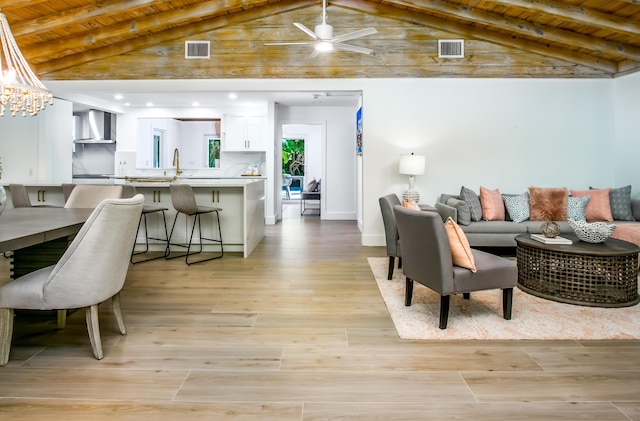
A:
[368, 257, 640, 340]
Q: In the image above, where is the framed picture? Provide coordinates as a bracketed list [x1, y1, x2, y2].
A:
[356, 106, 363, 156]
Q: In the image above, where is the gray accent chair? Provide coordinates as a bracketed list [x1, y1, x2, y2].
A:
[379, 194, 402, 280]
[122, 185, 169, 264]
[62, 183, 76, 204]
[0, 195, 144, 366]
[64, 185, 123, 208]
[393, 205, 516, 329]
[166, 183, 223, 265]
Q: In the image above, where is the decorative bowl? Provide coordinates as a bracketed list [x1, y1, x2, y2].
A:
[568, 219, 616, 243]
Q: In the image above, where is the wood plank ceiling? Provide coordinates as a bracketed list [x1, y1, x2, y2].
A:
[1, 0, 639, 80]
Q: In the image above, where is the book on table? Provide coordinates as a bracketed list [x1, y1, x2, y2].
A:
[531, 234, 572, 245]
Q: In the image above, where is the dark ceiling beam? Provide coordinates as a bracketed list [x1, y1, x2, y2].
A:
[34, 0, 317, 76]
[378, 0, 640, 62]
[492, 0, 640, 37]
[10, 0, 160, 37]
[333, 0, 617, 74]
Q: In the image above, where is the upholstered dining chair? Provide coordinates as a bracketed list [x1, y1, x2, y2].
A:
[379, 194, 402, 280]
[64, 185, 123, 208]
[0, 195, 144, 366]
[122, 185, 169, 263]
[9, 184, 59, 208]
[167, 183, 223, 265]
[393, 205, 517, 329]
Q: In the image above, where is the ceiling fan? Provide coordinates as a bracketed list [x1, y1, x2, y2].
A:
[266, 0, 377, 57]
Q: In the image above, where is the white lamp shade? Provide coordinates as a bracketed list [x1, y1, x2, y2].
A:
[399, 154, 425, 175]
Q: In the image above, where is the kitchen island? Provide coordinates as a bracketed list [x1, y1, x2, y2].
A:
[4, 178, 265, 258]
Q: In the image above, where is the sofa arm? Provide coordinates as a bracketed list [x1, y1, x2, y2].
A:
[435, 201, 457, 223]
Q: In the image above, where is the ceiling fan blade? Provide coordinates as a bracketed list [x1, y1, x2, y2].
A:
[333, 43, 374, 55]
[331, 27, 377, 44]
[294, 23, 319, 40]
[308, 48, 321, 59]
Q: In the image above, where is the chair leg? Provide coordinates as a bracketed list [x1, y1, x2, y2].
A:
[131, 211, 169, 264]
[112, 293, 127, 335]
[404, 277, 414, 306]
[166, 212, 223, 265]
[0, 308, 14, 366]
[439, 295, 451, 329]
[85, 305, 103, 360]
[463, 292, 470, 300]
[57, 310, 67, 329]
[398, 257, 402, 269]
[387, 256, 395, 280]
[503, 288, 513, 320]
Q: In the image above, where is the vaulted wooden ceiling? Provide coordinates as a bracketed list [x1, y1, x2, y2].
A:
[2, 0, 639, 80]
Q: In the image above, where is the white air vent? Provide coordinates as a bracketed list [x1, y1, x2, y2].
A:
[185, 41, 210, 59]
[438, 39, 464, 58]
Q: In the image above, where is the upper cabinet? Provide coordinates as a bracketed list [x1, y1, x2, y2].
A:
[222, 114, 267, 151]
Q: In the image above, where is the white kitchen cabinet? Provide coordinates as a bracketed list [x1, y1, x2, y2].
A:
[134, 187, 176, 249]
[194, 187, 244, 246]
[26, 186, 65, 207]
[222, 114, 267, 151]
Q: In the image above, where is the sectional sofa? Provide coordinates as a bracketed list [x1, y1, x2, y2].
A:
[434, 185, 640, 248]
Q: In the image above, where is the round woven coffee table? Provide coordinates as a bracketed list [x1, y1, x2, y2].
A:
[515, 234, 640, 307]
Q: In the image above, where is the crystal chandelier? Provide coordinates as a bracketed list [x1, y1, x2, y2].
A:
[0, 11, 53, 117]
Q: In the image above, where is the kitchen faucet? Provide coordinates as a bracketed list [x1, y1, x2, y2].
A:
[172, 148, 182, 176]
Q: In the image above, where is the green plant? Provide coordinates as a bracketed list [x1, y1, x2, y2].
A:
[282, 138, 304, 175]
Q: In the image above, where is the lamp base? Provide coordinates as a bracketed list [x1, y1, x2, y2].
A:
[402, 189, 420, 203]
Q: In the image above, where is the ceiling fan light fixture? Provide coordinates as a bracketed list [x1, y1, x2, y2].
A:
[315, 41, 334, 52]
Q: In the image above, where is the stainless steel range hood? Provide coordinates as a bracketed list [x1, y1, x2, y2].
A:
[73, 109, 117, 143]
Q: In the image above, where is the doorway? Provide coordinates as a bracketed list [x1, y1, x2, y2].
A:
[281, 123, 323, 219]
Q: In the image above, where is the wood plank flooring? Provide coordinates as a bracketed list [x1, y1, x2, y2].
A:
[1, 204, 640, 420]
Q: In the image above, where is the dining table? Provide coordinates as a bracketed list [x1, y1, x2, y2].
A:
[0, 207, 93, 279]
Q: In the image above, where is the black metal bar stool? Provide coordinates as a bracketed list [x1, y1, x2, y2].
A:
[166, 183, 223, 265]
[123, 185, 169, 264]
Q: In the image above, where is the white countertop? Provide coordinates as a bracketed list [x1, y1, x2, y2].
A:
[5, 177, 265, 189]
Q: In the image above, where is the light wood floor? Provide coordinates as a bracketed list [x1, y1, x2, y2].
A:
[1, 204, 640, 420]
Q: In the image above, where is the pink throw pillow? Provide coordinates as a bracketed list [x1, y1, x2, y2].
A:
[480, 186, 505, 221]
[444, 217, 477, 272]
[402, 197, 421, 211]
[570, 188, 613, 222]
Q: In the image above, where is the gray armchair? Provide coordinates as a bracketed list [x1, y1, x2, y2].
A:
[393, 205, 516, 329]
[0, 195, 144, 366]
[379, 194, 402, 280]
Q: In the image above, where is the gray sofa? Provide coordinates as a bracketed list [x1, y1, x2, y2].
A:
[434, 189, 640, 248]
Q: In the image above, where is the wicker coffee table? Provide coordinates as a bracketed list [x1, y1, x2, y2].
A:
[515, 234, 640, 307]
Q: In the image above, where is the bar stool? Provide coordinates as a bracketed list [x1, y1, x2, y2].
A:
[122, 185, 169, 264]
[166, 183, 223, 265]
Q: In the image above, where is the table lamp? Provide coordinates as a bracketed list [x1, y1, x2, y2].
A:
[399, 153, 425, 202]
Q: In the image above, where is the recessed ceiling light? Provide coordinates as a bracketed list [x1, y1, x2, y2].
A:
[124, 102, 131, 106]
[114, 94, 124, 100]
[228, 93, 237, 99]
[192, 101, 200, 107]
[146, 102, 153, 107]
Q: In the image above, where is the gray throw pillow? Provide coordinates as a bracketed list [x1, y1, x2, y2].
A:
[460, 186, 482, 221]
[446, 197, 471, 225]
[567, 195, 589, 222]
[590, 185, 634, 221]
[502, 192, 530, 223]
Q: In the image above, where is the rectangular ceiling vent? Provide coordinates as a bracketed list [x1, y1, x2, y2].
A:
[438, 39, 464, 58]
[185, 41, 210, 59]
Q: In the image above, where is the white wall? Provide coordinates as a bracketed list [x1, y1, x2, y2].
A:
[613, 71, 640, 195]
[278, 105, 358, 220]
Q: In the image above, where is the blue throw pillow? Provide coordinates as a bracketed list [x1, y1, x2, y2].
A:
[567, 195, 589, 222]
[502, 192, 530, 223]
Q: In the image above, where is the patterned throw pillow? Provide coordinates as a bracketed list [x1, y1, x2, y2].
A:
[502, 192, 530, 223]
[460, 186, 483, 222]
[590, 185, 634, 221]
[567, 195, 589, 222]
